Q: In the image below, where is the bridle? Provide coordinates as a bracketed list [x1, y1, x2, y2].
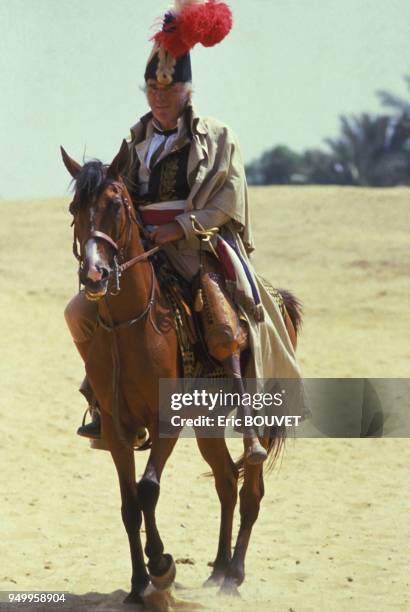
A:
[71, 180, 161, 330]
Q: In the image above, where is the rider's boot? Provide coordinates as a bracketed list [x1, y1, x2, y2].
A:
[77, 376, 102, 439]
[77, 410, 101, 439]
[76, 374, 148, 447]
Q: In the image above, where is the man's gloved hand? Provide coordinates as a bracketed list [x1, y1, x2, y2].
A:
[148, 221, 185, 245]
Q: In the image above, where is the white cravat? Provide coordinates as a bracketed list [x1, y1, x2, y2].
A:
[137, 115, 187, 197]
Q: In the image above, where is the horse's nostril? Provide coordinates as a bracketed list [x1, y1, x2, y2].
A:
[100, 267, 109, 280]
[87, 264, 106, 283]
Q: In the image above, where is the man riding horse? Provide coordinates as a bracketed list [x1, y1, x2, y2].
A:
[64, 0, 302, 465]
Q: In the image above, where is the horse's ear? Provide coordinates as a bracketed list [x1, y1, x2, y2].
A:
[60, 146, 82, 178]
[106, 140, 130, 180]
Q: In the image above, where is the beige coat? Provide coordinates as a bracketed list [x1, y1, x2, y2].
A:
[127, 105, 302, 384]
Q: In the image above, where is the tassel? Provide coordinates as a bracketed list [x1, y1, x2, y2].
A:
[194, 288, 204, 311]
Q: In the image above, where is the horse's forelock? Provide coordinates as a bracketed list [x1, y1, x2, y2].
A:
[74, 160, 106, 208]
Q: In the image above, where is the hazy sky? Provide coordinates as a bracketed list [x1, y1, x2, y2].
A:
[1, 0, 409, 200]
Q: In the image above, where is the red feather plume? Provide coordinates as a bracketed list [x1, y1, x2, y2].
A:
[153, 1, 233, 58]
[154, 29, 189, 58]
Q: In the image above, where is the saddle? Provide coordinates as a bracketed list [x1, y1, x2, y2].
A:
[152, 250, 288, 379]
[152, 250, 248, 377]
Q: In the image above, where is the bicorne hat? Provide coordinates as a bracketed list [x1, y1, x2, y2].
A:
[145, 0, 233, 85]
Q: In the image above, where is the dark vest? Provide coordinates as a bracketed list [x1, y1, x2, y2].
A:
[133, 142, 191, 208]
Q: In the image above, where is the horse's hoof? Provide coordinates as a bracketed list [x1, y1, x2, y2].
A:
[143, 584, 176, 611]
[123, 590, 145, 605]
[203, 571, 226, 588]
[149, 553, 176, 591]
[218, 579, 241, 598]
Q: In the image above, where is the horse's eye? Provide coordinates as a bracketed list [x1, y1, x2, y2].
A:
[109, 184, 119, 195]
[111, 199, 121, 214]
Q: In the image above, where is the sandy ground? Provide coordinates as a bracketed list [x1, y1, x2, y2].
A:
[1, 186, 409, 612]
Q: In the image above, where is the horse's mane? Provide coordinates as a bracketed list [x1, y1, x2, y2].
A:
[70, 160, 106, 213]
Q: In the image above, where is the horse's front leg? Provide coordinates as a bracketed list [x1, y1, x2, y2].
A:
[137, 433, 179, 589]
[102, 411, 149, 604]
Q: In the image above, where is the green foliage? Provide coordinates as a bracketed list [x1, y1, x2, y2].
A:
[302, 149, 353, 185]
[377, 76, 410, 115]
[246, 76, 410, 187]
[325, 114, 391, 186]
[246, 145, 303, 185]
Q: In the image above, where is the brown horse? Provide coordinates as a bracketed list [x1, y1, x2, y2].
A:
[61, 141, 301, 603]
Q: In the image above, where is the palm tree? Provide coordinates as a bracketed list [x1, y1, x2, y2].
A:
[376, 75, 410, 116]
[325, 114, 389, 186]
[375, 76, 410, 185]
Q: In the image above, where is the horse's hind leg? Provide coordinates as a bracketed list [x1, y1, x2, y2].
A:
[196, 436, 238, 587]
[220, 436, 268, 595]
[102, 413, 149, 604]
[137, 434, 179, 589]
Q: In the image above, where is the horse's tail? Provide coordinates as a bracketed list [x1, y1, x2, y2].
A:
[234, 424, 286, 481]
[278, 289, 303, 334]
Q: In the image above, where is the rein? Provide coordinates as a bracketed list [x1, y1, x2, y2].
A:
[119, 245, 161, 274]
[97, 264, 158, 333]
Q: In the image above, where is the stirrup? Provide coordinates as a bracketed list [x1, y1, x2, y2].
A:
[88, 424, 150, 452]
[77, 407, 101, 439]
